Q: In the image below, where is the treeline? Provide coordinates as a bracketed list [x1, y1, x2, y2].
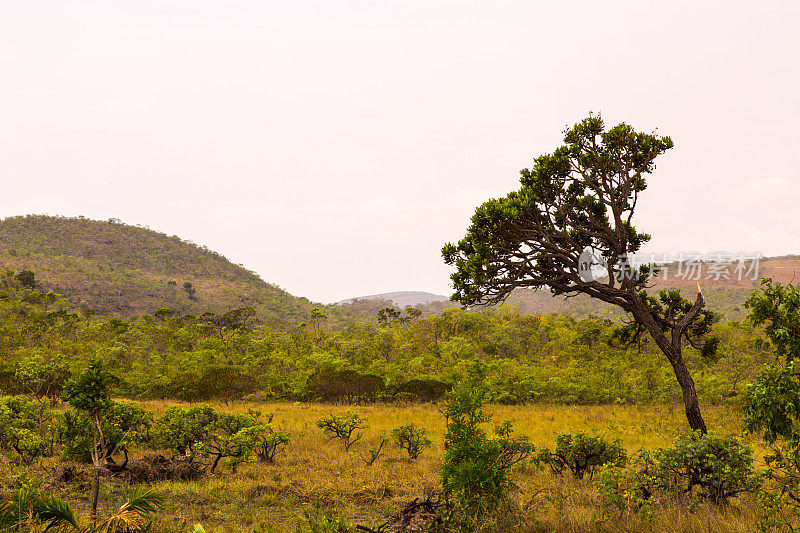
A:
[0, 270, 773, 407]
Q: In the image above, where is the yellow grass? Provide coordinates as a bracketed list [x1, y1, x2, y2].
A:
[0, 401, 764, 532]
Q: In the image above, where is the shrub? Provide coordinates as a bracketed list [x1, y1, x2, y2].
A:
[393, 379, 450, 403]
[596, 450, 660, 518]
[596, 433, 761, 516]
[0, 396, 49, 463]
[391, 423, 432, 459]
[199, 412, 261, 472]
[306, 369, 385, 403]
[233, 423, 291, 464]
[656, 431, 761, 504]
[537, 432, 627, 479]
[441, 365, 533, 519]
[150, 405, 219, 460]
[150, 405, 262, 472]
[58, 401, 150, 464]
[316, 412, 369, 451]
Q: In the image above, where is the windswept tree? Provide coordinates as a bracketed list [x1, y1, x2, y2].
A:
[443, 115, 716, 433]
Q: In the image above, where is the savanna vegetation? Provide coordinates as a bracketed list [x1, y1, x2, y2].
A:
[2, 117, 800, 531]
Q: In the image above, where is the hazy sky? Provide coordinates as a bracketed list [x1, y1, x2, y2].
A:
[1, 1, 798, 303]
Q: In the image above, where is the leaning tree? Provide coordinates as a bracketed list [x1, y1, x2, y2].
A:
[442, 115, 717, 433]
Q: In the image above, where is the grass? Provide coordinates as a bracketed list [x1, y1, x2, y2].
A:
[0, 401, 765, 532]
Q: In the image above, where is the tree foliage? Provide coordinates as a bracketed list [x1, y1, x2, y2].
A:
[443, 115, 714, 433]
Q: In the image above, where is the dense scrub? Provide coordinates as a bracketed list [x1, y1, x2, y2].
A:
[0, 271, 773, 409]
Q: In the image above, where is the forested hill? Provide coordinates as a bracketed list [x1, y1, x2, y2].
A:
[0, 215, 349, 323]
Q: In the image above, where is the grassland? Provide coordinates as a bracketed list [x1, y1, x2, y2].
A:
[1, 400, 764, 532]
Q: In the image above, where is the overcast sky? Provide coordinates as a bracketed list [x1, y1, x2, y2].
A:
[1, 1, 798, 303]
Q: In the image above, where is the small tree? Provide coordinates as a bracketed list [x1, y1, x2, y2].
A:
[443, 115, 717, 433]
[150, 405, 219, 460]
[59, 401, 150, 466]
[441, 365, 533, 519]
[391, 423, 432, 459]
[316, 412, 369, 451]
[62, 358, 113, 518]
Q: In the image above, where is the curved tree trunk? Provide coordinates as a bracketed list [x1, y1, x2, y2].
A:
[667, 347, 708, 434]
[629, 292, 708, 434]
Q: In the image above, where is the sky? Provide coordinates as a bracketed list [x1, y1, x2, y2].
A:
[1, 1, 799, 303]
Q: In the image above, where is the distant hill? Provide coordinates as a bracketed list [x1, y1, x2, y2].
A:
[342, 258, 799, 322]
[337, 291, 450, 308]
[497, 256, 800, 321]
[0, 215, 350, 324]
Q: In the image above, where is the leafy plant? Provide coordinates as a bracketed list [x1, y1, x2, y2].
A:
[0, 481, 163, 533]
[596, 433, 760, 511]
[58, 401, 150, 464]
[537, 432, 627, 479]
[232, 412, 291, 464]
[0, 396, 50, 463]
[440, 364, 533, 520]
[316, 413, 369, 451]
[391, 423, 431, 460]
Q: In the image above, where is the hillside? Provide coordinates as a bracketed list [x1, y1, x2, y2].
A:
[497, 256, 800, 321]
[413, 256, 800, 321]
[0, 215, 350, 324]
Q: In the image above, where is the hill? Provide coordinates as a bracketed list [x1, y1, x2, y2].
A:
[337, 291, 449, 308]
[497, 256, 800, 321]
[0, 215, 350, 324]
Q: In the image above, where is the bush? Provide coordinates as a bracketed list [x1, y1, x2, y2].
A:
[58, 401, 150, 464]
[657, 431, 761, 504]
[596, 433, 761, 516]
[0, 396, 49, 463]
[441, 365, 533, 520]
[233, 421, 291, 464]
[306, 369, 385, 403]
[316, 412, 369, 451]
[393, 379, 450, 403]
[150, 405, 219, 459]
[537, 432, 627, 479]
[596, 450, 660, 519]
[391, 423, 431, 459]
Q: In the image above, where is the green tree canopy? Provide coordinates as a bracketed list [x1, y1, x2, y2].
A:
[443, 115, 714, 433]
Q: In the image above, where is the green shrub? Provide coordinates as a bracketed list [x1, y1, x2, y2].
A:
[234, 424, 291, 464]
[657, 431, 761, 504]
[306, 369, 385, 403]
[440, 365, 533, 520]
[596, 450, 660, 519]
[0, 396, 49, 463]
[537, 432, 627, 479]
[150, 405, 219, 459]
[150, 405, 263, 472]
[596, 432, 761, 516]
[58, 401, 150, 464]
[391, 423, 431, 459]
[316, 412, 369, 451]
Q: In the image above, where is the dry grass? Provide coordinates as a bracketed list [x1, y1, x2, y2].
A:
[0, 401, 763, 532]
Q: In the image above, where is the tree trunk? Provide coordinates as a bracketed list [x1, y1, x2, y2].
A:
[91, 466, 100, 519]
[668, 350, 707, 434]
[629, 296, 708, 434]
